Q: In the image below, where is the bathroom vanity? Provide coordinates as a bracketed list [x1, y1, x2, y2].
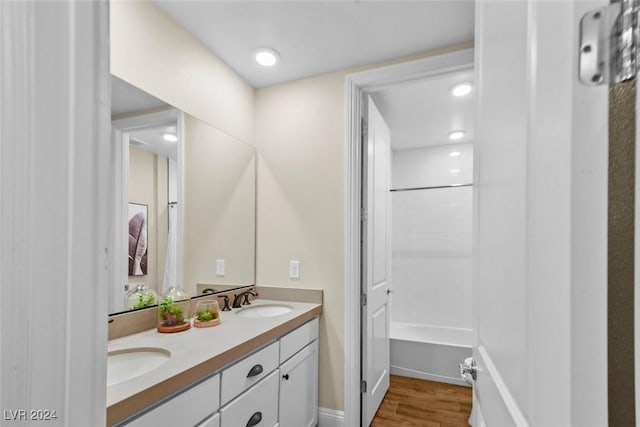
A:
[107, 299, 322, 427]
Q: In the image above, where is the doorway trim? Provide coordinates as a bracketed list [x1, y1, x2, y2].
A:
[343, 47, 474, 426]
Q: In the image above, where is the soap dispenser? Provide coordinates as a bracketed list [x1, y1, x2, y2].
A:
[157, 286, 191, 333]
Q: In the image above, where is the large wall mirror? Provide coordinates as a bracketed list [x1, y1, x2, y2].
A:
[110, 76, 256, 314]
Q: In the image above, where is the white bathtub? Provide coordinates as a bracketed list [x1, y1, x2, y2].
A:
[390, 322, 473, 386]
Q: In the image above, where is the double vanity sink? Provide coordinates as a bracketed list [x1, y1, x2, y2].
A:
[107, 304, 295, 387]
[106, 298, 322, 426]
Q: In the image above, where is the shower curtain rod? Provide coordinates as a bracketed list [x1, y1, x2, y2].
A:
[390, 183, 473, 192]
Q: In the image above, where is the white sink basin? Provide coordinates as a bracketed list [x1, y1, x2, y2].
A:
[107, 348, 170, 386]
[235, 304, 294, 318]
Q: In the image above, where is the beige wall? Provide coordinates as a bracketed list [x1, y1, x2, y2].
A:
[255, 71, 346, 410]
[128, 147, 169, 294]
[255, 43, 473, 411]
[110, 0, 255, 145]
[113, 1, 472, 412]
[183, 115, 256, 296]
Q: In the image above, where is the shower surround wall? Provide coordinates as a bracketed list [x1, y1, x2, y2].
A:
[391, 142, 473, 332]
[390, 142, 473, 384]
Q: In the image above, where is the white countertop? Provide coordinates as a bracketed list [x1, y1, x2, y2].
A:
[107, 299, 321, 408]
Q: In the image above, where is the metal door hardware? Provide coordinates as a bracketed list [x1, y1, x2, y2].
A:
[579, 1, 639, 86]
[459, 357, 477, 385]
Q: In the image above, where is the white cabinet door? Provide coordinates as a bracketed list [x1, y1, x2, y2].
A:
[278, 340, 318, 427]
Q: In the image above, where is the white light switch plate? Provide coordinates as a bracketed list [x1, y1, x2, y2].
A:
[289, 260, 300, 279]
[216, 259, 225, 276]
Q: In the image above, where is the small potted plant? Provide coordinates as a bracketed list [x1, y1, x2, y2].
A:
[157, 287, 191, 333]
[134, 292, 156, 309]
[124, 283, 158, 311]
[193, 300, 221, 328]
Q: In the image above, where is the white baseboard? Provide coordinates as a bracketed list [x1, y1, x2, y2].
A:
[318, 407, 345, 427]
[391, 365, 470, 387]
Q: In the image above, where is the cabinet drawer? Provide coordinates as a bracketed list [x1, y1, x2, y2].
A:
[124, 373, 220, 426]
[220, 370, 279, 427]
[279, 317, 319, 364]
[221, 341, 279, 405]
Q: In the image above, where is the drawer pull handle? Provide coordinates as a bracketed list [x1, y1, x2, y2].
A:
[283, 374, 290, 380]
[246, 411, 262, 427]
[247, 364, 263, 378]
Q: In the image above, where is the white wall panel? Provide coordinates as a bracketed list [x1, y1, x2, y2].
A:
[393, 143, 473, 189]
[391, 186, 472, 329]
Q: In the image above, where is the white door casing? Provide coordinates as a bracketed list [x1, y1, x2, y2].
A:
[0, 1, 110, 425]
[111, 128, 129, 313]
[361, 96, 391, 425]
[344, 49, 474, 427]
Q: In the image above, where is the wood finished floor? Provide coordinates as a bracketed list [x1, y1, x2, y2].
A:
[370, 375, 472, 427]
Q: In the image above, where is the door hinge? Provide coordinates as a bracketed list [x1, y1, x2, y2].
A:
[360, 207, 367, 222]
[361, 118, 368, 137]
[361, 293, 367, 306]
[361, 380, 367, 393]
[579, 0, 639, 86]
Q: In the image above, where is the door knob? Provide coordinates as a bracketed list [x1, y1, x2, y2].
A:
[459, 357, 477, 385]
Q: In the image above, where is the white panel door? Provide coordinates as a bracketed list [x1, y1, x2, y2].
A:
[473, 0, 608, 426]
[361, 96, 391, 426]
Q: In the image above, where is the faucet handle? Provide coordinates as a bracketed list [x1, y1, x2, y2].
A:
[242, 290, 259, 306]
[217, 294, 231, 311]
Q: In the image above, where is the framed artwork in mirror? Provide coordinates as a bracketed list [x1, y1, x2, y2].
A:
[128, 203, 148, 276]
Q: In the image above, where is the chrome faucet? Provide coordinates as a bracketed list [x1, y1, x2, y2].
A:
[232, 290, 258, 308]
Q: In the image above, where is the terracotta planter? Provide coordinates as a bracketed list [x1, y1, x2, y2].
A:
[193, 318, 221, 328]
[157, 322, 191, 333]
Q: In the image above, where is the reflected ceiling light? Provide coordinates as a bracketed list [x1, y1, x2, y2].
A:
[451, 82, 473, 97]
[255, 48, 279, 67]
[448, 130, 465, 141]
[163, 133, 178, 142]
[449, 151, 461, 157]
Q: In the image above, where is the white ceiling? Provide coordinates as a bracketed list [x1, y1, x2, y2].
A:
[371, 69, 475, 151]
[154, 1, 475, 88]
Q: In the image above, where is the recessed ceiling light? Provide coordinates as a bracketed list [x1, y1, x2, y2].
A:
[451, 82, 473, 97]
[255, 48, 279, 67]
[163, 133, 178, 142]
[449, 151, 461, 157]
[449, 131, 465, 141]
[449, 169, 461, 175]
